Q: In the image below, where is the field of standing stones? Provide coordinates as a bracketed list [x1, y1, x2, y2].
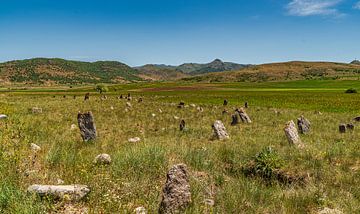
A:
[0, 81, 360, 213]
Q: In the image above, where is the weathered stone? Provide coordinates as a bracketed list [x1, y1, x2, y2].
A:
[0, 114, 7, 119]
[297, 115, 311, 134]
[77, 112, 97, 142]
[100, 95, 107, 100]
[159, 164, 191, 214]
[177, 102, 185, 109]
[128, 137, 141, 143]
[223, 99, 228, 106]
[284, 120, 302, 147]
[30, 143, 41, 152]
[339, 124, 346, 133]
[197, 107, 204, 112]
[212, 120, 229, 140]
[138, 98, 143, 103]
[236, 108, 252, 123]
[222, 109, 228, 115]
[180, 120, 186, 131]
[93, 154, 111, 165]
[174, 116, 180, 120]
[126, 102, 132, 108]
[27, 184, 90, 201]
[31, 107, 43, 114]
[190, 104, 196, 108]
[244, 102, 248, 108]
[354, 116, 360, 122]
[70, 124, 77, 130]
[231, 114, 239, 126]
[317, 207, 343, 214]
[84, 93, 90, 101]
[151, 113, 156, 117]
[159, 109, 163, 113]
[346, 123, 354, 130]
[135, 206, 147, 214]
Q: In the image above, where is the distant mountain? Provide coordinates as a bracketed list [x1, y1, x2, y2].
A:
[136, 59, 251, 76]
[182, 61, 360, 82]
[351, 60, 360, 65]
[0, 58, 142, 85]
[135, 64, 188, 81]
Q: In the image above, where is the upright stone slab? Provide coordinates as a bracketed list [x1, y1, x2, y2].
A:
[180, 120, 186, 131]
[231, 114, 239, 126]
[244, 102, 248, 108]
[212, 120, 229, 140]
[284, 120, 302, 147]
[297, 115, 311, 134]
[236, 108, 252, 123]
[223, 99, 228, 106]
[84, 93, 90, 101]
[339, 124, 346, 133]
[77, 112, 97, 142]
[159, 164, 191, 214]
[347, 123, 355, 131]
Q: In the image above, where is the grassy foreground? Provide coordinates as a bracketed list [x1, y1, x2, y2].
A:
[0, 80, 360, 213]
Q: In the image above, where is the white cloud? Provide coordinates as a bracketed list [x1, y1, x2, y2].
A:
[286, 0, 343, 16]
[354, 1, 360, 9]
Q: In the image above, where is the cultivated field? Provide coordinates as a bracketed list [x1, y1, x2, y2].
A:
[1, 80, 360, 213]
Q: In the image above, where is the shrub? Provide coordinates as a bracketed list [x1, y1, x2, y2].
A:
[345, 88, 357, 93]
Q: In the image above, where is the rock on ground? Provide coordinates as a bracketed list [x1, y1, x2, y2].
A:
[128, 137, 141, 143]
[77, 112, 97, 142]
[134, 206, 146, 214]
[93, 154, 111, 165]
[236, 108, 252, 123]
[27, 184, 90, 201]
[30, 143, 41, 152]
[0, 114, 7, 119]
[284, 120, 303, 147]
[297, 115, 311, 134]
[212, 120, 229, 140]
[317, 207, 343, 214]
[159, 164, 191, 214]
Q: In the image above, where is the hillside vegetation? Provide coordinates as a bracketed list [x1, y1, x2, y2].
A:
[184, 61, 360, 82]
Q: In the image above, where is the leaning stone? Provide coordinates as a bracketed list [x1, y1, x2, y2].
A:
[231, 114, 239, 126]
[347, 123, 355, 130]
[30, 143, 41, 152]
[27, 184, 90, 201]
[159, 164, 191, 214]
[128, 137, 141, 143]
[126, 102, 132, 108]
[244, 102, 248, 108]
[212, 120, 229, 140]
[180, 120, 186, 131]
[134, 206, 146, 214]
[0, 114, 7, 119]
[297, 115, 311, 134]
[339, 124, 346, 133]
[284, 120, 303, 147]
[236, 108, 252, 123]
[31, 107, 43, 114]
[77, 112, 97, 142]
[93, 154, 111, 165]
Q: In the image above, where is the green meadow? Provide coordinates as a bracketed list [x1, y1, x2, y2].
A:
[0, 80, 360, 213]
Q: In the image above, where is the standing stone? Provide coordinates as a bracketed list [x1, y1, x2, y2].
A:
[339, 124, 346, 133]
[236, 108, 252, 123]
[84, 93, 90, 101]
[119, 94, 123, 99]
[297, 115, 311, 134]
[223, 99, 228, 106]
[244, 102, 248, 108]
[284, 120, 303, 147]
[138, 98, 143, 103]
[231, 114, 239, 126]
[180, 120, 186, 131]
[354, 116, 360, 122]
[77, 112, 97, 142]
[159, 164, 191, 214]
[177, 102, 185, 109]
[347, 123, 355, 131]
[212, 120, 230, 140]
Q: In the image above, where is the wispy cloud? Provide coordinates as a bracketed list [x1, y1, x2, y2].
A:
[286, 0, 343, 16]
[354, 1, 360, 9]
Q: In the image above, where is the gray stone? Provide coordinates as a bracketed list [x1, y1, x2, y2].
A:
[236, 108, 252, 123]
[77, 112, 97, 142]
[128, 137, 141, 143]
[27, 184, 90, 201]
[284, 120, 303, 147]
[159, 164, 191, 214]
[31, 107, 43, 114]
[212, 120, 229, 140]
[93, 154, 111, 165]
[339, 124, 346, 133]
[231, 114, 239, 126]
[126, 102, 132, 108]
[180, 120, 186, 131]
[297, 115, 311, 134]
[0, 114, 7, 119]
[223, 99, 228, 106]
[30, 143, 41, 152]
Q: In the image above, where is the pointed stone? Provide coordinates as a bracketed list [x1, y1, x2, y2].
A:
[77, 112, 97, 142]
[212, 120, 229, 140]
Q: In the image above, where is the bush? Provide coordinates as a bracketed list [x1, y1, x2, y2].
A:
[345, 88, 357, 94]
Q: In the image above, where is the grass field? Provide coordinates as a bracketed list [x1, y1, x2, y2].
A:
[0, 80, 360, 213]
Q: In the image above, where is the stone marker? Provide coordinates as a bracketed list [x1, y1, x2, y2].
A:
[180, 120, 186, 131]
[0, 114, 8, 119]
[236, 108, 252, 123]
[119, 94, 123, 99]
[223, 99, 228, 106]
[138, 98, 143, 103]
[297, 115, 311, 134]
[284, 120, 303, 147]
[354, 116, 360, 122]
[30, 143, 41, 152]
[93, 154, 111, 165]
[31, 107, 43, 114]
[159, 164, 191, 214]
[84, 93, 90, 101]
[244, 102, 248, 108]
[135, 207, 147, 214]
[177, 102, 185, 109]
[212, 120, 230, 140]
[339, 124, 346, 133]
[27, 184, 90, 201]
[231, 114, 239, 126]
[347, 123, 355, 131]
[77, 112, 97, 142]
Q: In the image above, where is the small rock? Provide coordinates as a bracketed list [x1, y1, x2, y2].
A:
[159, 164, 191, 214]
[84, 93, 90, 101]
[31, 107, 43, 114]
[151, 113, 156, 117]
[180, 120, 186, 131]
[57, 179, 65, 185]
[27, 184, 90, 201]
[159, 109, 163, 113]
[204, 199, 215, 206]
[70, 124, 77, 130]
[134, 207, 146, 214]
[0, 114, 8, 119]
[174, 116, 180, 120]
[177, 102, 185, 109]
[126, 102, 132, 108]
[30, 143, 41, 152]
[223, 99, 228, 106]
[244, 102, 248, 108]
[93, 154, 112, 165]
[110, 106, 114, 110]
[212, 120, 229, 140]
[128, 137, 141, 143]
[197, 107, 204, 112]
[347, 123, 355, 130]
[339, 124, 346, 133]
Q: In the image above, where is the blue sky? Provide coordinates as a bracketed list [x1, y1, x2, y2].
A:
[0, 0, 359, 66]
